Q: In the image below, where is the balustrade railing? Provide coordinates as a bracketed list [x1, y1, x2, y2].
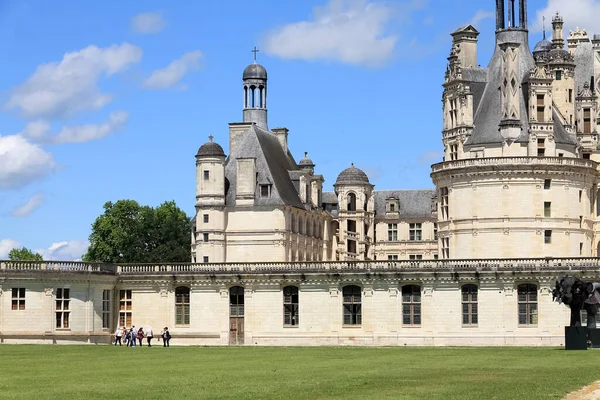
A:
[431, 157, 597, 173]
[2, 257, 600, 275]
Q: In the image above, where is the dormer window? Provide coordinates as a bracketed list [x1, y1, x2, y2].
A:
[260, 184, 271, 198]
[386, 198, 399, 213]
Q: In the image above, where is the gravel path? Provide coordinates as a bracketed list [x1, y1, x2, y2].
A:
[563, 381, 600, 400]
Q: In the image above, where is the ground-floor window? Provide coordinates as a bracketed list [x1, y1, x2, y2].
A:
[102, 290, 111, 329]
[461, 284, 478, 326]
[402, 285, 421, 325]
[175, 286, 190, 326]
[119, 289, 132, 327]
[11, 288, 25, 310]
[56, 288, 70, 329]
[283, 286, 299, 326]
[343, 285, 362, 325]
[518, 284, 538, 325]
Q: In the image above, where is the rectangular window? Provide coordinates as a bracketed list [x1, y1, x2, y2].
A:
[387, 255, 399, 261]
[402, 285, 421, 325]
[584, 109, 591, 133]
[544, 202, 551, 217]
[389, 203, 396, 212]
[518, 284, 538, 325]
[433, 223, 438, 240]
[544, 230, 552, 244]
[440, 187, 449, 219]
[556, 70, 562, 80]
[11, 288, 25, 310]
[583, 153, 591, 160]
[203, 233, 209, 242]
[347, 240, 357, 254]
[388, 223, 398, 241]
[579, 190, 583, 202]
[175, 287, 190, 326]
[347, 220, 357, 233]
[544, 179, 551, 190]
[55, 288, 70, 329]
[462, 284, 478, 325]
[569, 89, 573, 103]
[102, 290, 111, 329]
[409, 255, 423, 260]
[536, 95, 544, 122]
[203, 214, 209, 223]
[203, 170, 210, 180]
[343, 286, 362, 326]
[409, 223, 422, 241]
[260, 184, 270, 198]
[580, 242, 584, 256]
[283, 286, 299, 326]
[537, 138, 545, 157]
[119, 290, 132, 328]
[203, 256, 209, 263]
[442, 237, 450, 259]
[450, 144, 458, 161]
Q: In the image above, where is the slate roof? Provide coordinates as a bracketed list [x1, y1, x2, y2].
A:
[373, 190, 436, 219]
[225, 124, 304, 209]
[243, 63, 267, 80]
[574, 41, 594, 94]
[552, 109, 577, 145]
[197, 140, 226, 157]
[335, 165, 370, 185]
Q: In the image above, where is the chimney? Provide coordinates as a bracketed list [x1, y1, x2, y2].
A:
[272, 127, 289, 153]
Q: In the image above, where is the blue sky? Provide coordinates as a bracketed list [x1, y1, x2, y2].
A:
[0, 0, 596, 260]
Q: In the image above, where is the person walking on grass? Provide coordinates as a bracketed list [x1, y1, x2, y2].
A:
[137, 327, 144, 346]
[162, 327, 171, 347]
[114, 326, 123, 346]
[146, 326, 153, 347]
[124, 328, 131, 346]
[130, 326, 137, 347]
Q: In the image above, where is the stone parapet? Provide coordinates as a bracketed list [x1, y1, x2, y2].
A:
[431, 157, 597, 174]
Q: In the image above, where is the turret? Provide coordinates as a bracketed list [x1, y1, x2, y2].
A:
[242, 47, 268, 130]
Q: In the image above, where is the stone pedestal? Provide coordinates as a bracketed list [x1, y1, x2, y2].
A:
[565, 326, 587, 350]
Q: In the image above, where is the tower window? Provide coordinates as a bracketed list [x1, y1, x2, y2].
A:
[203, 170, 210, 180]
[536, 95, 545, 122]
[556, 71, 562, 80]
[347, 220, 357, 233]
[544, 179, 551, 189]
[450, 144, 458, 161]
[537, 138, 545, 157]
[584, 109, 591, 133]
[544, 230, 552, 244]
[203, 256, 209, 263]
[544, 202, 551, 217]
[203, 214, 209, 223]
[569, 89, 573, 103]
[203, 233, 209, 242]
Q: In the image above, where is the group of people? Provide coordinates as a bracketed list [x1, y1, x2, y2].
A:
[114, 325, 172, 347]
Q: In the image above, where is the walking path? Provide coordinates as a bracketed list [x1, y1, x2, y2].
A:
[563, 381, 600, 400]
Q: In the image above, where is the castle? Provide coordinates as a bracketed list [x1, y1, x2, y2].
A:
[1, 1, 599, 346]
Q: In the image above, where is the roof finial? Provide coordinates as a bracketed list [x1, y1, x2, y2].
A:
[351, 162, 354, 167]
[252, 46, 259, 63]
[304, 152, 308, 157]
[208, 135, 214, 142]
[543, 16, 546, 40]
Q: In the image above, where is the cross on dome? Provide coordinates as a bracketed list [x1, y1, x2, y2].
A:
[252, 46, 259, 63]
[208, 135, 214, 142]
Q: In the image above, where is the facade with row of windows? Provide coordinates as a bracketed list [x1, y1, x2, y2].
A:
[1, 260, 598, 346]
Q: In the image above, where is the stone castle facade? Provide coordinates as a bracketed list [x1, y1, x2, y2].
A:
[1, 1, 600, 346]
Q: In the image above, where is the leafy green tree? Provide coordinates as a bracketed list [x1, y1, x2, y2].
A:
[83, 200, 191, 263]
[8, 247, 43, 261]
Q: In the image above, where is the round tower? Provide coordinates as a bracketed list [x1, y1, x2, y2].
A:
[243, 49, 268, 130]
[194, 136, 227, 263]
[333, 165, 375, 261]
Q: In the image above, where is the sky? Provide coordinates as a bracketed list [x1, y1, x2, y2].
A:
[0, 0, 597, 260]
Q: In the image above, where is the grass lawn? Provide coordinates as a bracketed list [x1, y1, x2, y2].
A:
[0, 346, 598, 399]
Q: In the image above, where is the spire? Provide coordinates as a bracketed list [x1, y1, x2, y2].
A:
[543, 16, 546, 40]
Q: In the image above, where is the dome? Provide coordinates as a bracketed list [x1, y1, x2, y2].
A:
[533, 38, 552, 54]
[299, 152, 315, 168]
[243, 63, 267, 80]
[197, 136, 225, 157]
[335, 164, 370, 185]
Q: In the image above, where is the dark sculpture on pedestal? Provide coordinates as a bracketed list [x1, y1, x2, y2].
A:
[553, 276, 600, 349]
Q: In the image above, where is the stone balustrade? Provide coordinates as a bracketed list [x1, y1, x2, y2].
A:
[1, 258, 600, 275]
[431, 157, 597, 173]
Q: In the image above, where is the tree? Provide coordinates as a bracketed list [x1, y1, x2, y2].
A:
[9, 247, 43, 261]
[83, 200, 191, 263]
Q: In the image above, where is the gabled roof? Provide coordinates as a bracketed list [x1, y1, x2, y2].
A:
[452, 25, 479, 35]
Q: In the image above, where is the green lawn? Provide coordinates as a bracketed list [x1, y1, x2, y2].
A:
[0, 346, 597, 399]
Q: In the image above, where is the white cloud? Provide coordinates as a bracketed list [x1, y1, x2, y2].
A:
[143, 51, 203, 90]
[0, 134, 56, 189]
[263, 0, 399, 67]
[11, 192, 44, 217]
[6, 43, 142, 119]
[469, 10, 495, 27]
[131, 12, 166, 34]
[0, 239, 21, 259]
[532, 0, 600, 33]
[36, 240, 89, 261]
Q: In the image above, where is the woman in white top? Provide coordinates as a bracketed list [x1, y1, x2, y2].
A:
[114, 327, 124, 346]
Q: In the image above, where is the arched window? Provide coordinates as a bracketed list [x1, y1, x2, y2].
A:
[461, 284, 478, 326]
[343, 285, 362, 325]
[517, 284, 538, 325]
[283, 286, 299, 326]
[347, 193, 356, 211]
[402, 285, 421, 326]
[175, 286, 190, 326]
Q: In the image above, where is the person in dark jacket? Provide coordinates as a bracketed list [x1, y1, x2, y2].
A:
[162, 327, 171, 347]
